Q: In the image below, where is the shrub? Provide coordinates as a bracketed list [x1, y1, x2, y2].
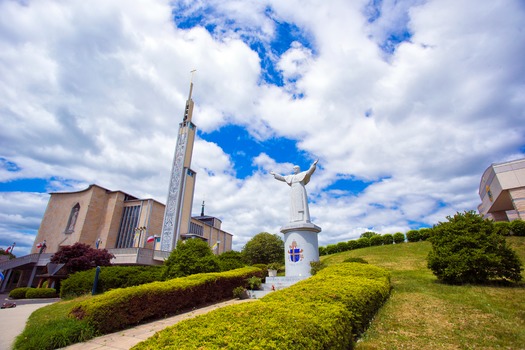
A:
[70, 267, 262, 334]
[510, 220, 525, 236]
[343, 257, 368, 264]
[370, 234, 383, 246]
[427, 211, 523, 284]
[318, 246, 327, 256]
[60, 265, 164, 298]
[347, 240, 359, 250]
[393, 232, 405, 244]
[133, 263, 391, 350]
[406, 230, 421, 242]
[232, 286, 248, 299]
[50, 243, 114, 273]
[246, 276, 262, 290]
[419, 228, 432, 241]
[217, 250, 246, 271]
[382, 234, 394, 245]
[325, 244, 339, 255]
[242, 232, 284, 265]
[337, 241, 350, 252]
[163, 239, 220, 279]
[356, 237, 371, 248]
[493, 221, 511, 236]
[9, 287, 32, 299]
[26, 288, 57, 298]
[310, 260, 326, 275]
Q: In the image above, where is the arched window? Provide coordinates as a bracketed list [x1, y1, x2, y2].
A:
[65, 203, 80, 234]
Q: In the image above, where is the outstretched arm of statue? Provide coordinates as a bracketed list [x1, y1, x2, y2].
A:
[270, 171, 286, 182]
[307, 159, 318, 175]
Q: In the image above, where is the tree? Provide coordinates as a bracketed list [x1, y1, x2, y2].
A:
[360, 231, 378, 239]
[406, 230, 421, 242]
[510, 220, 525, 236]
[393, 232, 405, 244]
[216, 250, 246, 272]
[369, 234, 383, 246]
[163, 239, 220, 279]
[427, 211, 523, 284]
[382, 233, 394, 245]
[242, 232, 284, 265]
[50, 243, 114, 273]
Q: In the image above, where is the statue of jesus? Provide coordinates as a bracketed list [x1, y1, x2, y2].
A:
[270, 159, 318, 223]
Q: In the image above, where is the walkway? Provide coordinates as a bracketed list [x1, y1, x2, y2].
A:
[61, 298, 257, 350]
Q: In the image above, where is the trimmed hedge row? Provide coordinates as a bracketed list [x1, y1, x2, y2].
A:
[60, 265, 164, 298]
[70, 267, 262, 334]
[26, 288, 58, 298]
[8, 287, 57, 299]
[133, 263, 391, 350]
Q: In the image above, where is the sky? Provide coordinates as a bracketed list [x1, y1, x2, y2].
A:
[1, 0, 524, 257]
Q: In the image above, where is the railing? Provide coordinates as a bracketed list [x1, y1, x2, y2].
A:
[0, 253, 52, 270]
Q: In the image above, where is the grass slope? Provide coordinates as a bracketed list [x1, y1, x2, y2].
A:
[322, 238, 525, 349]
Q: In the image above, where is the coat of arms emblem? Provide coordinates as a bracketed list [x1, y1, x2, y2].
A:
[288, 240, 304, 263]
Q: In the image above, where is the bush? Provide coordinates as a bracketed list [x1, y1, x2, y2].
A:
[310, 260, 326, 275]
[343, 257, 368, 264]
[406, 230, 421, 242]
[163, 239, 220, 279]
[510, 220, 525, 236]
[356, 237, 371, 248]
[217, 250, 246, 271]
[393, 232, 405, 244]
[50, 243, 114, 273]
[246, 276, 262, 290]
[70, 267, 262, 334]
[60, 265, 164, 298]
[318, 246, 327, 256]
[427, 211, 523, 284]
[242, 232, 284, 265]
[325, 244, 339, 255]
[9, 287, 32, 299]
[382, 234, 394, 245]
[370, 235, 383, 246]
[232, 286, 248, 299]
[26, 288, 57, 298]
[337, 241, 350, 252]
[347, 240, 359, 250]
[133, 263, 391, 350]
[419, 228, 432, 241]
[494, 221, 511, 236]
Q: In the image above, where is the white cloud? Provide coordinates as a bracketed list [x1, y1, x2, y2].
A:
[0, 0, 524, 254]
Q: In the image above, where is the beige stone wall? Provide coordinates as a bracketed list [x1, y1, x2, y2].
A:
[509, 187, 525, 220]
[33, 185, 100, 254]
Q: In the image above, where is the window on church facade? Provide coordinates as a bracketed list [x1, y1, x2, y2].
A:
[116, 205, 141, 248]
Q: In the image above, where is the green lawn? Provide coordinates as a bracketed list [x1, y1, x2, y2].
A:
[322, 237, 525, 349]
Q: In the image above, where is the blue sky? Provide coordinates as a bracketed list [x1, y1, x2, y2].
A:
[1, 0, 524, 256]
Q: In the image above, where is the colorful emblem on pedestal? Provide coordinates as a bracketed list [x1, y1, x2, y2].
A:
[288, 240, 304, 263]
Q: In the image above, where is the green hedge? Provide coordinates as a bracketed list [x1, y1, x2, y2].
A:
[60, 265, 164, 298]
[70, 266, 262, 334]
[9, 287, 32, 299]
[133, 263, 391, 349]
[26, 288, 57, 298]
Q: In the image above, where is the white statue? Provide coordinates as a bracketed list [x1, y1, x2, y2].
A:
[271, 159, 318, 223]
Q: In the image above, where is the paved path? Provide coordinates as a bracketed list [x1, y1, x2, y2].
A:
[0, 299, 58, 350]
[61, 298, 257, 350]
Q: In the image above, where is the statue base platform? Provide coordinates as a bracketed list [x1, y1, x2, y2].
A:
[281, 221, 321, 277]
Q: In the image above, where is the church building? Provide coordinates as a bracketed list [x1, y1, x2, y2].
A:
[0, 79, 233, 292]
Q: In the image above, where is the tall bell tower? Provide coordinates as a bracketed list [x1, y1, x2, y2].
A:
[160, 72, 197, 251]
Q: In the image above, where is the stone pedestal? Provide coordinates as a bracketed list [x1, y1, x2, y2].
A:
[281, 222, 321, 277]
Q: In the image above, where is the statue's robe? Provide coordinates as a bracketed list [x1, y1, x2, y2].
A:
[274, 163, 316, 223]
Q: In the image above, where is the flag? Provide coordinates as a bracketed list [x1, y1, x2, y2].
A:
[147, 235, 156, 243]
[36, 243, 42, 248]
[5, 246, 11, 253]
[211, 241, 220, 250]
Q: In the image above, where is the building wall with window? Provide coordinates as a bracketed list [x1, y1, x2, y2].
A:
[478, 158, 525, 221]
[32, 184, 233, 255]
